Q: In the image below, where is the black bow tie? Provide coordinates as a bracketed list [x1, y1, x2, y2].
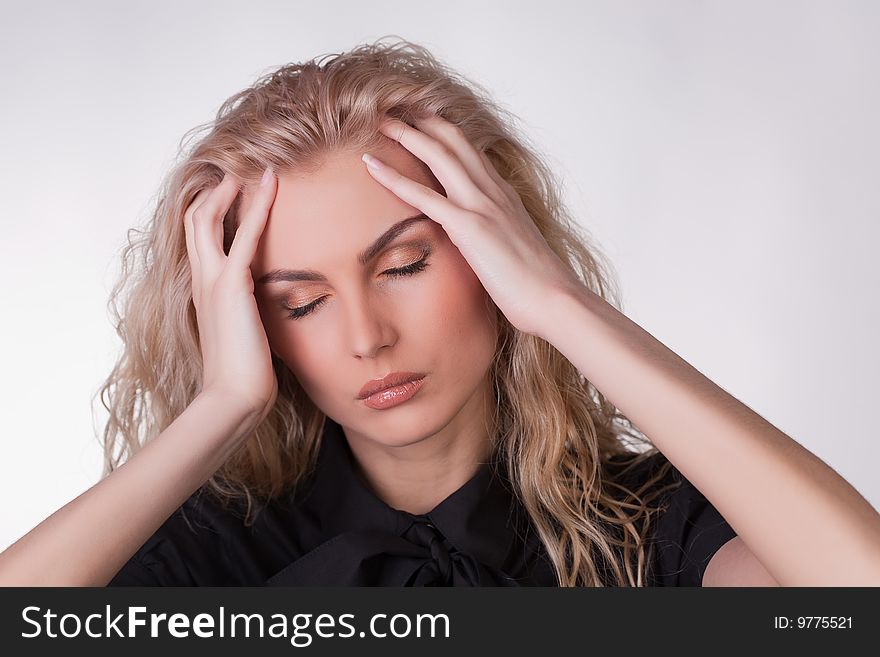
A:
[265, 517, 522, 586]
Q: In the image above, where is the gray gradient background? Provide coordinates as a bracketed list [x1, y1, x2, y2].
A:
[1, 0, 877, 551]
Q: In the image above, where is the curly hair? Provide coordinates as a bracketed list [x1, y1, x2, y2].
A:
[95, 35, 682, 586]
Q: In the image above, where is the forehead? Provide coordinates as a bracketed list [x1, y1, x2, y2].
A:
[252, 142, 442, 277]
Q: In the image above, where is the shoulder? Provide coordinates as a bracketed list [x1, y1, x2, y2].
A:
[605, 450, 739, 587]
[107, 487, 298, 586]
[107, 490, 238, 586]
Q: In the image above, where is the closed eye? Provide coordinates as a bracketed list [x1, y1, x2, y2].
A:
[283, 255, 431, 320]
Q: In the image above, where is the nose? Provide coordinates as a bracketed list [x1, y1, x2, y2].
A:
[344, 292, 395, 359]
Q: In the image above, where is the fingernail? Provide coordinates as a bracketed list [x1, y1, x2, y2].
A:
[260, 166, 274, 187]
[362, 153, 382, 170]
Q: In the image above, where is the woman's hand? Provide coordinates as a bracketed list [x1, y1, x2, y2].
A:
[362, 114, 584, 338]
[183, 167, 279, 424]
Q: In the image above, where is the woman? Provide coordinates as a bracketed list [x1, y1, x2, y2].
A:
[1, 38, 878, 587]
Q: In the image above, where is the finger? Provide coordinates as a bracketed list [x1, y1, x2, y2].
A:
[192, 173, 241, 280]
[228, 167, 277, 272]
[183, 187, 213, 309]
[377, 118, 487, 211]
[361, 154, 469, 231]
[411, 115, 509, 208]
[476, 148, 518, 200]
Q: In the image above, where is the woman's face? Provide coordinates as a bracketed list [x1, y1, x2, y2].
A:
[251, 140, 498, 448]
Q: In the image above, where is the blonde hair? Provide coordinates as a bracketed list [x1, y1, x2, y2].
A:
[96, 36, 681, 586]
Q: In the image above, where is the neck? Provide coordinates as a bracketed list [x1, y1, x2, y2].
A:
[343, 379, 494, 515]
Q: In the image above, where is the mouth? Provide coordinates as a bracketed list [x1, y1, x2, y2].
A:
[358, 375, 427, 411]
[357, 371, 427, 400]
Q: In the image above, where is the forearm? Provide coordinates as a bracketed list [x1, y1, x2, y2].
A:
[0, 390, 259, 586]
[539, 284, 880, 586]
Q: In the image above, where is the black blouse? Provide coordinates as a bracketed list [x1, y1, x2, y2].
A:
[108, 418, 737, 587]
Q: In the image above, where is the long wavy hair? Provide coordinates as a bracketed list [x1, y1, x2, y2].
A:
[96, 36, 682, 587]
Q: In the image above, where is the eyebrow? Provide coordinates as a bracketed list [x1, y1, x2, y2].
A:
[256, 212, 432, 286]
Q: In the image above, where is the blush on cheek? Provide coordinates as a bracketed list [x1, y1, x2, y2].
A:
[434, 261, 496, 343]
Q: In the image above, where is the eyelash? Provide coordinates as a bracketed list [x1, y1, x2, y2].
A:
[284, 257, 431, 320]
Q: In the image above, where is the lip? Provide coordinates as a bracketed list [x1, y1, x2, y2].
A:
[359, 376, 426, 410]
[357, 371, 427, 400]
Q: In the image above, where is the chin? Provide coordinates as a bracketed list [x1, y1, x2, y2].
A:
[361, 411, 442, 448]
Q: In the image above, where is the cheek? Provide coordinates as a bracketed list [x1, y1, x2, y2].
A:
[256, 301, 325, 389]
[421, 251, 497, 356]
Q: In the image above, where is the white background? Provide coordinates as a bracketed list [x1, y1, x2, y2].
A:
[1, 0, 878, 551]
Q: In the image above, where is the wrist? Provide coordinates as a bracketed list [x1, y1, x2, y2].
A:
[194, 388, 263, 437]
[537, 282, 601, 343]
